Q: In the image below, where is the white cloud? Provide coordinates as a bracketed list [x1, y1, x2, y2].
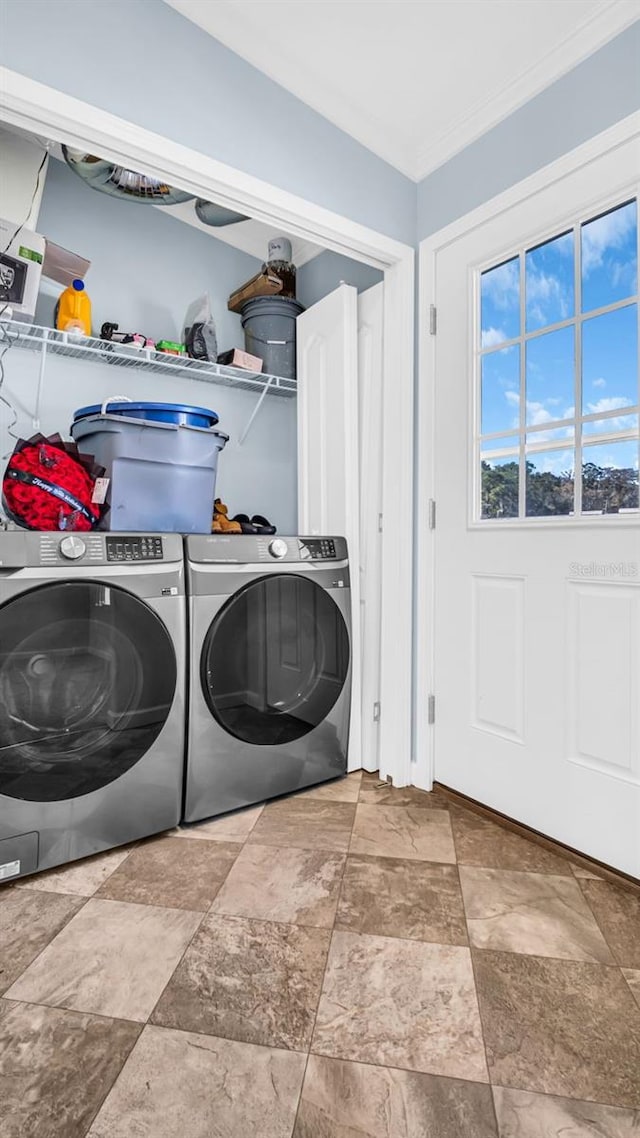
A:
[504, 391, 520, 406]
[482, 259, 519, 311]
[592, 377, 606, 389]
[481, 326, 508, 348]
[586, 396, 631, 415]
[526, 268, 571, 324]
[582, 204, 637, 277]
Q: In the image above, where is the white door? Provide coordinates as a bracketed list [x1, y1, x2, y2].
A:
[428, 137, 640, 874]
[297, 283, 362, 767]
[358, 283, 384, 772]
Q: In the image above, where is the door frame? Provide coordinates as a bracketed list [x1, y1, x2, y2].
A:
[0, 66, 415, 788]
[415, 109, 640, 791]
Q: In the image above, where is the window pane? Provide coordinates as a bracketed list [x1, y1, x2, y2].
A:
[582, 439, 639, 512]
[481, 257, 520, 347]
[582, 413, 638, 438]
[526, 449, 574, 516]
[526, 231, 574, 332]
[581, 200, 637, 313]
[481, 454, 519, 519]
[481, 345, 520, 435]
[582, 304, 638, 416]
[526, 325, 575, 426]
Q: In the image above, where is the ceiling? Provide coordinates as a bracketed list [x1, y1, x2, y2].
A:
[165, 0, 639, 181]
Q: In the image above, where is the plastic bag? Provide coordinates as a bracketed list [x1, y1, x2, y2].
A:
[184, 293, 217, 362]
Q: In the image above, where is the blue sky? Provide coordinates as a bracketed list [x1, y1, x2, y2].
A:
[480, 199, 639, 479]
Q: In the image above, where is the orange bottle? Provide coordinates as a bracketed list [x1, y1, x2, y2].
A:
[56, 278, 92, 336]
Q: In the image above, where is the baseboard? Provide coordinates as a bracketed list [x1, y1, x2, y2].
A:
[433, 781, 640, 895]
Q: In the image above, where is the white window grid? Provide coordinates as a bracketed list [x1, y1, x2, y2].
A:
[474, 195, 640, 522]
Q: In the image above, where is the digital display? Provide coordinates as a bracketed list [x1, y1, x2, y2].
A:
[302, 539, 337, 560]
[106, 536, 163, 561]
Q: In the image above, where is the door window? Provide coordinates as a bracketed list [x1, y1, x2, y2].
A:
[478, 198, 638, 519]
[201, 574, 350, 746]
[0, 581, 177, 802]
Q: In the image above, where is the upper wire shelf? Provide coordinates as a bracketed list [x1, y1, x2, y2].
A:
[1, 320, 297, 398]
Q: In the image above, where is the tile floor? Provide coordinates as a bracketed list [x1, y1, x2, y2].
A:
[1, 770, 639, 1137]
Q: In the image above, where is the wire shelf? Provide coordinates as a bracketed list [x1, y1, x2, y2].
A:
[1, 320, 297, 398]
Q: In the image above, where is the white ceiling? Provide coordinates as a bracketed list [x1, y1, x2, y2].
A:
[165, 0, 639, 181]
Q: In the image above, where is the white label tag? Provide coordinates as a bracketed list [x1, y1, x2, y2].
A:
[92, 477, 110, 505]
[0, 860, 20, 880]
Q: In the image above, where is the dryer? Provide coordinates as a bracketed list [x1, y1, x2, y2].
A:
[183, 535, 351, 822]
[0, 530, 186, 882]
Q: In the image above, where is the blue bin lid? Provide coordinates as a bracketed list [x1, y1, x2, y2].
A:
[73, 402, 219, 426]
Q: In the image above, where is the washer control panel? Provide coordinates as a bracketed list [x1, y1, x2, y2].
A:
[106, 536, 164, 562]
[301, 538, 337, 560]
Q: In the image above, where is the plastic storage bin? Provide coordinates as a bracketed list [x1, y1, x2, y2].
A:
[240, 296, 304, 380]
[72, 401, 228, 534]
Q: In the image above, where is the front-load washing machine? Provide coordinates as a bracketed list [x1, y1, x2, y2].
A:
[0, 530, 186, 883]
[183, 534, 351, 821]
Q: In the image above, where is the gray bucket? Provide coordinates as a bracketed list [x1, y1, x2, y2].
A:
[240, 296, 305, 380]
[72, 412, 228, 533]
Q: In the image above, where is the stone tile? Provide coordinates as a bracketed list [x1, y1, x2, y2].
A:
[335, 855, 467, 944]
[570, 862, 603, 880]
[312, 931, 488, 1082]
[170, 803, 264, 842]
[450, 806, 573, 875]
[6, 898, 201, 1022]
[88, 1025, 305, 1138]
[300, 771, 362, 803]
[0, 999, 140, 1138]
[247, 798, 356, 852]
[97, 836, 241, 911]
[459, 867, 613, 963]
[579, 880, 640, 968]
[152, 913, 330, 1050]
[623, 969, 640, 1009]
[212, 844, 344, 927]
[359, 775, 448, 809]
[293, 1054, 498, 1138]
[350, 804, 456, 863]
[473, 949, 640, 1107]
[0, 889, 84, 995]
[493, 1086, 640, 1137]
[17, 847, 132, 897]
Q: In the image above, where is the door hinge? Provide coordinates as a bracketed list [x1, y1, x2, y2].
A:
[429, 304, 437, 335]
[373, 701, 381, 722]
[428, 499, 436, 530]
[427, 694, 435, 725]
[377, 513, 383, 533]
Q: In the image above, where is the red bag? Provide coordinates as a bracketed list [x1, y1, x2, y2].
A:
[2, 433, 107, 532]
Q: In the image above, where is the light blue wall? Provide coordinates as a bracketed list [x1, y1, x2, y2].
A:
[417, 21, 640, 240]
[1, 155, 299, 533]
[297, 251, 383, 310]
[35, 156, 261, 350]
[0, 0, 416, 246]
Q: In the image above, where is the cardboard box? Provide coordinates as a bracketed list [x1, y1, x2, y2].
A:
[228, 268, 283, 313]
[217, 348, 264, 372]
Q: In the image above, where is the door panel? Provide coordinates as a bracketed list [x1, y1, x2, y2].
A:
[431, 138, 640, 874]
[297, 284, 362, 765]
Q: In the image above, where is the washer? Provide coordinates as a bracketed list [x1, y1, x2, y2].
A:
[184, 534, 351, 821]
[0, 530, 186, 883]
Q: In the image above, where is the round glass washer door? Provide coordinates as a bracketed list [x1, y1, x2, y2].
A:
[201, 574, 350, 746]
[0, 580, 177, 802]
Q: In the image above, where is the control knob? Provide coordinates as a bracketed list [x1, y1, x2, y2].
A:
[59, 535, 86, 561]
[268, 538, 288, 559]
